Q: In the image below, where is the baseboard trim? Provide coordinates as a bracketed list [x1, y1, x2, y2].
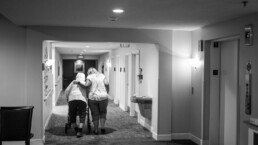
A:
[138, 117, 151, 131]
[114, 99, 119, 104]
[119, 104, 128, 112]
[171, 133, 190, 140]
[200, 140, 209, 145]
[44, 110, 52, 130]
[152, 131, 172, 141]
[31, 139, 44, 145]
[189, 134, 200, 144]
[189, 134, 209, 145]
[152, 129, 158, 140]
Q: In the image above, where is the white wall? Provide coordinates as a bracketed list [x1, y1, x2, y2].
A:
[54, 48, 63, 103]
[42, 41, 53, 130]
[137, 43, 159, 133]
[172, 31, 192, 134]
[99, 52, 112, 99]
[0, 15, 26, 106]
[190, 30, 205, 141]
[192, 12, 258, 145]
[42, 47, 62, 130]
[99, 52, 111, 78]
[26, 29, 59, 140]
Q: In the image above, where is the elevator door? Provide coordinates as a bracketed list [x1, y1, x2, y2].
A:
[220, 40, 238, 145]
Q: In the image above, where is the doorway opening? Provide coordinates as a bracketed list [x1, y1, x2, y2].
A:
[41, 41, 159, 142]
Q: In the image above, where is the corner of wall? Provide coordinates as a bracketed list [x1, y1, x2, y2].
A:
[152, 129, 172, 141]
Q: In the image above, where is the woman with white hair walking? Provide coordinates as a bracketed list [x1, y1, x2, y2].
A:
[64, 72, 87, 138]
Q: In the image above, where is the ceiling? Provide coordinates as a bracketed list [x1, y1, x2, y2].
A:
[0, 0, 257, 55]
[52, 41, 121, 55]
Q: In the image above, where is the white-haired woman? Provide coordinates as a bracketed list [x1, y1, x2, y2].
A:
[76, 67, 109, 134]
[64, 72, 87, 138]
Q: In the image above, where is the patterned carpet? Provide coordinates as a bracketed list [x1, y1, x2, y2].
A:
[45, 94, 197, 145]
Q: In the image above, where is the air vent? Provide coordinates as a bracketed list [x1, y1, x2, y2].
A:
[108, 16, 118, 21]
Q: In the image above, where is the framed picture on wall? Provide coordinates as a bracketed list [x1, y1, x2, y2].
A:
[43, 45, 48, 62]
[74, 60, 85, 73]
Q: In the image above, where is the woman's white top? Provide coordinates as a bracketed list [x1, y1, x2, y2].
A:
[65, 83, 87, 103]
[87, 73, 108, 101]
[64, 72, 87, 103]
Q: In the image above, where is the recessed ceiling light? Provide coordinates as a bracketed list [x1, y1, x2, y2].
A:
[112, 8, 124, 14]
[85, 45, 90, 48]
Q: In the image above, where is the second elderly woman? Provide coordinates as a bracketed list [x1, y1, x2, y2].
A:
[77, 67, 109, 135]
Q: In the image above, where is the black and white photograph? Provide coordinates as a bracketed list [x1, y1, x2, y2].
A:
[0, 1, 258, 145]
[74, 62, 85, 73]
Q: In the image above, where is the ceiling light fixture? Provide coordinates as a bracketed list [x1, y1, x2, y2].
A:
[112, 8, 124, 14]
[77, 55, 84, 59]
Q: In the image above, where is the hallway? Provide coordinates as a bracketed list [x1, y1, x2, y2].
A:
[44, 93, 196, 145]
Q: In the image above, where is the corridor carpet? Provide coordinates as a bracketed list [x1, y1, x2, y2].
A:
[45, 94, 197, 145]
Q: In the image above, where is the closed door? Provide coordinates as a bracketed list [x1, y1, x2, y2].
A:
[115, 56, 120, 104]
[220, 40, 238, 145]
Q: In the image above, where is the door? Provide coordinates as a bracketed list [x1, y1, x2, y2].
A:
[219, 40, 238, 145]
[119, 55, 126, 111]
[130, 53, 138, 116]
[115, 56, 120, 104]
[209, 39, 239, 145]
[125, 55, 129, 111]
[109, 57, 116, 100]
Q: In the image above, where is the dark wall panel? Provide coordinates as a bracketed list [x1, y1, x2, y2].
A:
[63, 59, 96, 89]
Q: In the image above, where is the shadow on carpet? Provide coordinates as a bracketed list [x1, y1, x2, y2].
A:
[45, 138, 197, 145]
[46, 126, 116, 136]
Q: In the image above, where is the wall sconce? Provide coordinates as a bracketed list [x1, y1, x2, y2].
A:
[244, 24, 253, 46]
[45, 59, 53, 67]
[42, 59, 53, 71]
[106, 59, 112, 68]
[77, 55, 84, 59]
[138, 68, 143, 83]
[190, 58, 201, 69]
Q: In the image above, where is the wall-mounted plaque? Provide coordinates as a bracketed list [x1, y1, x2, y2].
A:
[244, 24, 253, 46]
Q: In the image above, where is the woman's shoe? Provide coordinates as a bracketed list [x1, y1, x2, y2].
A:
[93, 130, 99, 135]
[74, 127, 78, 133]
[101, 128, 106, 134]
[76, 128, 83, 138]
[65, 123, 71, 134]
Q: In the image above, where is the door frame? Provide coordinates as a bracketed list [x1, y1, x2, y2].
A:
[204, 36, 240, 145]
[114, 55, 120, 104]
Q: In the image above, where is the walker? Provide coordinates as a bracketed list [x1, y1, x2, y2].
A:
[65, 94, 91, 134]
